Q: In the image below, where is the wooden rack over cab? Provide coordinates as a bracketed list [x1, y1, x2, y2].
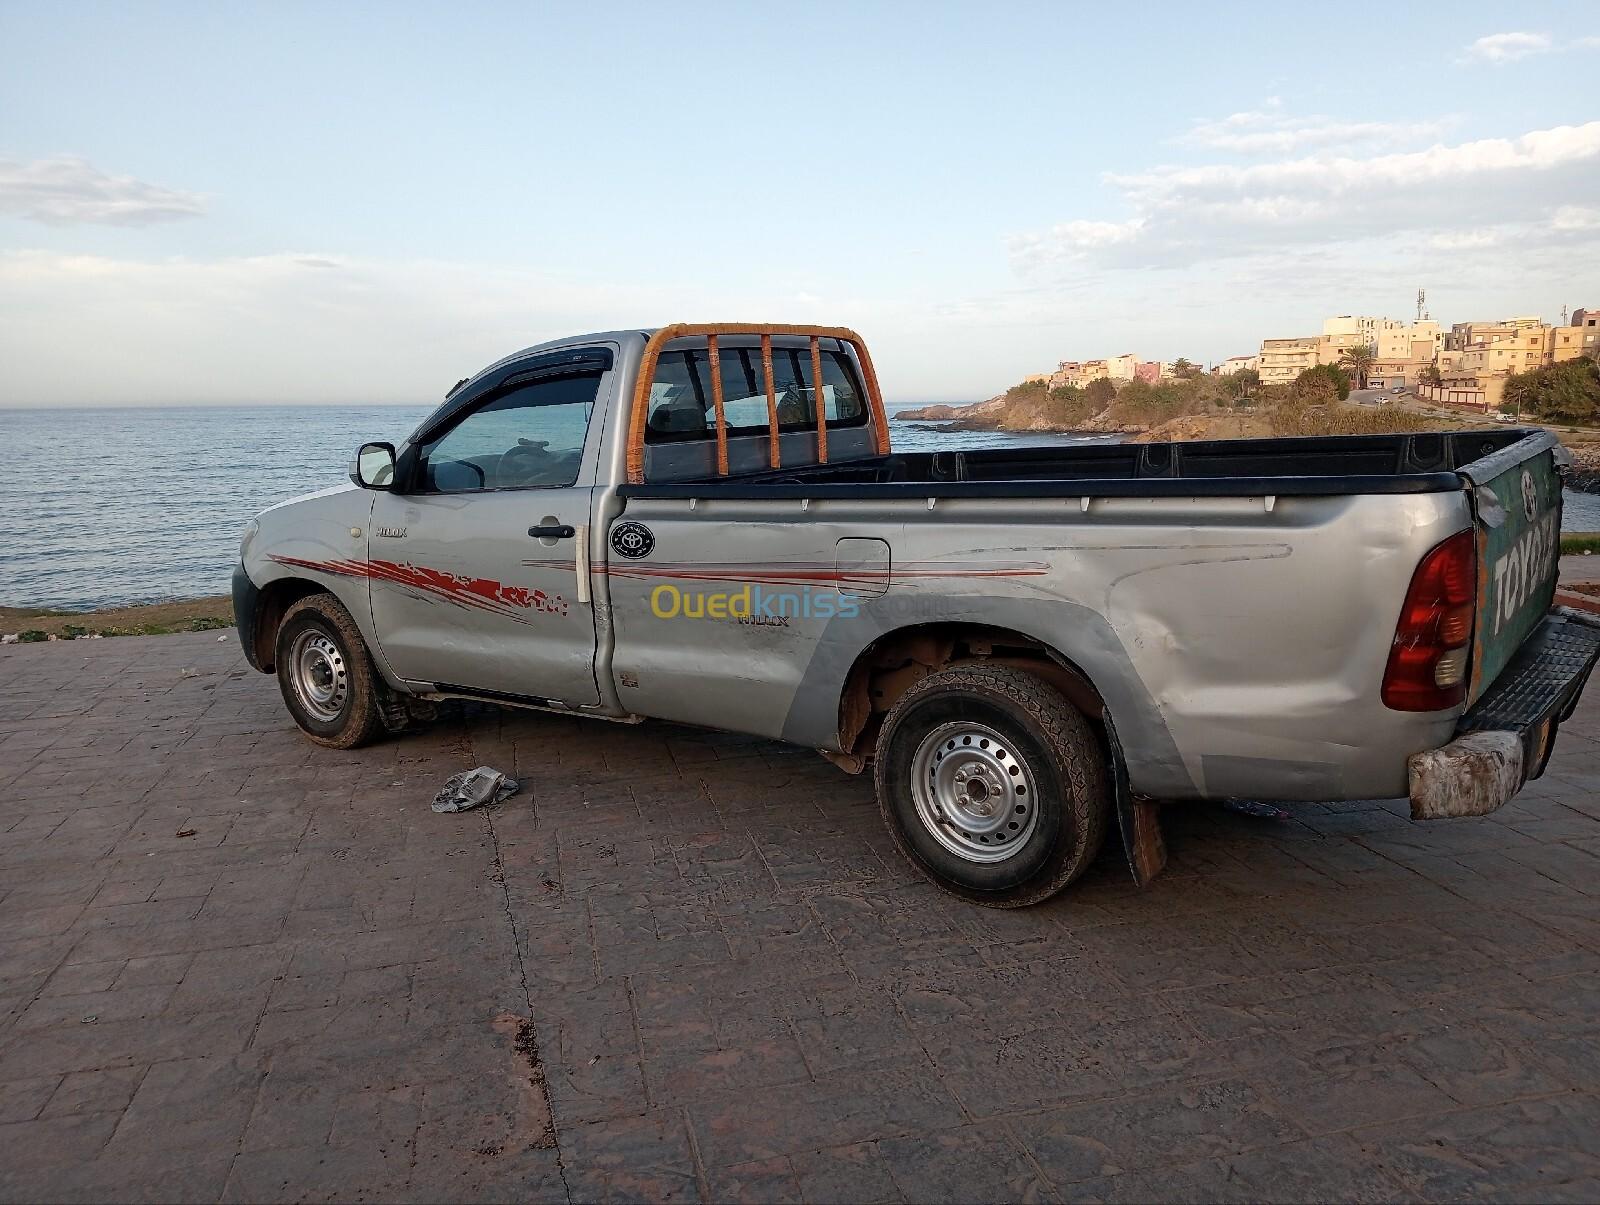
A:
[624, 323, 890, 484]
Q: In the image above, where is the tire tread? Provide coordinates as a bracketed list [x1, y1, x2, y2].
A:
[875, 663, 1109, 907]
[275, 593, 387, 750]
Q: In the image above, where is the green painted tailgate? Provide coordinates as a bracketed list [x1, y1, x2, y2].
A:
[1469, 441, 1562, 704]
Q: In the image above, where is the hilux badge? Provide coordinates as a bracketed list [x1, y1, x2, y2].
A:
[377, 526, 407, 539]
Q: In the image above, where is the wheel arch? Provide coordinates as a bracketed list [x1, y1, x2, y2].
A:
[250, 576, 327, 673]
[828, 622, 1109, 774]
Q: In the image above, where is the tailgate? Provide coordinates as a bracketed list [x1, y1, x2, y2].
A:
[1465, 432, 1563, 704]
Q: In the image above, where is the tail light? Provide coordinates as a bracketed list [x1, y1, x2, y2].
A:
[1382, 529, 1477, 711]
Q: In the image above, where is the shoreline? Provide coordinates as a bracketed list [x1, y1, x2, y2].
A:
[1, 596, 233, 642]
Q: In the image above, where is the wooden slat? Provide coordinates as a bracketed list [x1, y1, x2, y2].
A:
[761, 334, 780, 469]
[850, 335, 892, 457]
[627, 323, 890, 484]
[707, 333, 729, 476]
[810, 335, 828, 465]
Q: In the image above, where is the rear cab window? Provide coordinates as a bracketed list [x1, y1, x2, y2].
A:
[644, 342, 867, 442]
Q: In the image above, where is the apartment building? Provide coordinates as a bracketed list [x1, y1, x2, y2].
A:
[1548, 326, 1587, 364]
[1048, 361, 1081, 390]
[1445, 317, 1546, 351]
[1377, 321, 1441, 361]
[1368, 321, 1443, 388]
[1258, 336, 1323, 386]
[1103, 354, 1140, 381]
[1550, 309, 1600, 362]
[1462, 326, 1548, 376]
[1216, 354, 1258, 375]
[1324, 315, 1405, 345]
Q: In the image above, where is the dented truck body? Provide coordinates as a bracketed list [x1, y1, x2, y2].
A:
[235, 324, 1600, 898]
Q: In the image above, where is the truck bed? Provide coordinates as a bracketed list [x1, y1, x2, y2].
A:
[622, 428, 1534, 499]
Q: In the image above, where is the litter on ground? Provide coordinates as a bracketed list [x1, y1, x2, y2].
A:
[432, 766, 521, 813]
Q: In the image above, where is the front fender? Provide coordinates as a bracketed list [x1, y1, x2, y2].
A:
[239, 487, 408, 690]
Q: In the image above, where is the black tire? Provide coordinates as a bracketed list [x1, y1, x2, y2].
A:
[874, 664, 1110, 907]
[273, 593, 388, 749]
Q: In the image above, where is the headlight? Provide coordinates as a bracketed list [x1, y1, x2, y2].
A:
[239, 519, 260, 559]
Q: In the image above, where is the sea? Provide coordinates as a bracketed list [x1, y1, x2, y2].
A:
[2, 400, 1597, 612]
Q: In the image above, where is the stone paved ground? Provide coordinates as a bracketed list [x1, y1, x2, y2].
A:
[2, 632, 1599, 1203]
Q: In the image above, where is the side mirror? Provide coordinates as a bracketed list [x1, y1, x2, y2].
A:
[351, 442, 397, 490]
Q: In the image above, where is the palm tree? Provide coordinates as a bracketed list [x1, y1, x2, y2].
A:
[1339, 343, 1377, 390]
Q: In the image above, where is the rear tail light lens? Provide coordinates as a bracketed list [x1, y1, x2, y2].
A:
[1382, 529, 1477, 711]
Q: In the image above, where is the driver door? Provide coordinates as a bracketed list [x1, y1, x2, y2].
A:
[367, 364, 604, 705]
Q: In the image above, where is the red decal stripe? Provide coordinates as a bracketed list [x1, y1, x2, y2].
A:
[268, 555, 568, 620]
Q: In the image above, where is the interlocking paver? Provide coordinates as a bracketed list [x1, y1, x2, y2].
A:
[0, 629, 1597, 1201]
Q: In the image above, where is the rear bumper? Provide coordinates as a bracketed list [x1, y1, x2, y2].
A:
[1409, 609, 1600, 819]
[232, 562, 267, 672]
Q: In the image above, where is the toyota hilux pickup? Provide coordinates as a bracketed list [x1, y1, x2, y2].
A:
[233, 323, 1600, 906]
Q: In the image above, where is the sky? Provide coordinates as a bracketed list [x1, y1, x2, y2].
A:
[1, 0, 1597, 407]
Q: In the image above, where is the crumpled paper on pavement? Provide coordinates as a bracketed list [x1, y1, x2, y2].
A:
[432, 766, 521, 813]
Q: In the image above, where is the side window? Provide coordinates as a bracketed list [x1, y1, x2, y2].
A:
[645, 346, 866, 442]
[419, 372, 599, 492]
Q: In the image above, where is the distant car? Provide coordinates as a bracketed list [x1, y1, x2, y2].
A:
[1392, 386, 1407, 394]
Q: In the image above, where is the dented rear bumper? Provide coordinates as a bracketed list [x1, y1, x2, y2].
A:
[1409, 609, 1600, 819]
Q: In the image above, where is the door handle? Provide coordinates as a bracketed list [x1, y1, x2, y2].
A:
[528, 524, 576, 539]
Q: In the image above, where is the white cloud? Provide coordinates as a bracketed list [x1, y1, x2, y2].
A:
[1551, 205, 1600, 231]
[1458, 30, 1600, 63]
[1183, 109, 1452, 155]
[1011, 121, 1600, 273]
[0, 155, 206, 226]
[1461, 31, 1552, 62]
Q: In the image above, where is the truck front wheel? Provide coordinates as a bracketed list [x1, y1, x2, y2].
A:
[874, 664, 1110, 907]
[274, 593, 387, 749]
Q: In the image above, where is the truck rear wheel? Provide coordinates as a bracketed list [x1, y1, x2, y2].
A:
[274, 593, 387, 749]
[874, 664, 1110, 907]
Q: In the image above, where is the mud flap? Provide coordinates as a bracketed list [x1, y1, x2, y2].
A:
[1105, 716, 1167, 886]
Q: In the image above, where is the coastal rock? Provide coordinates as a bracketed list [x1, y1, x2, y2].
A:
[1567, 441, 1600, 494]
[895, 395, 1010, 425]
[895, 395, 1137, 436]
[1132, 415, 1223, 443]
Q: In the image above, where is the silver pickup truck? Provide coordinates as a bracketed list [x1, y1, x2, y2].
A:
[234, 323, 1600, 906]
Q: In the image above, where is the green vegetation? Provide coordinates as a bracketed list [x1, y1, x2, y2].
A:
[1267, 397, 1434, 437]
[1500, 358, 1600, 426]
[1105, 378, 1212, 426]
[1561, 533, 1600, 556]
[1, 597, 235, 640]
[1419, 362, 1442, 387]
[1291, 362, 1352, 403]
[992, 380, 1098, 430]
[1219, 368, 1260, 402]
[1084, 376, 1117, 408]
[1338, 343, 1377, 390]
[978, 359, 1482, 443]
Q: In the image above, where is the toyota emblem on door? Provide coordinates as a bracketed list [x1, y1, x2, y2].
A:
[612, 521, 655, 559]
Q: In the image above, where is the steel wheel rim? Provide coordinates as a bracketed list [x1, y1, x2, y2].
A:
[289, 629, 349, 723]
[910, 720, 1038, 863]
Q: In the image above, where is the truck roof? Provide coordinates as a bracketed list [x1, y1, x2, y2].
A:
[453, 329, 653, 395]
